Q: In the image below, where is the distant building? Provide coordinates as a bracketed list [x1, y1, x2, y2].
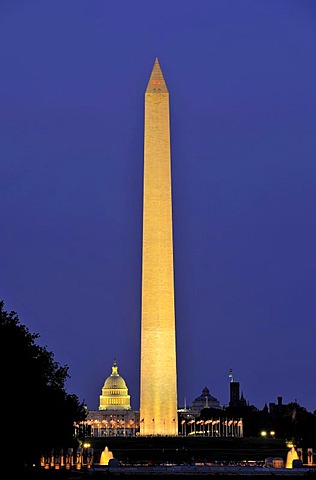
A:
[82, 360, 140, 437]
[191, 386, 221, 413]
[269, 396, 288, 416]
[99, 359, 131, 411]
[229, 381, 247, 408]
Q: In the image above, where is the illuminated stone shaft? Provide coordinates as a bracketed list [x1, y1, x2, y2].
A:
[140, 59, 178, 436]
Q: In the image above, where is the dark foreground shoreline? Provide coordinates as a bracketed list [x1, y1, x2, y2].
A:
[14, 465, 316, 480]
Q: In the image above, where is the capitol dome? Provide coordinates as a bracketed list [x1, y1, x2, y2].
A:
[103, 369, 127, 390]
[99, 359, 131, 411]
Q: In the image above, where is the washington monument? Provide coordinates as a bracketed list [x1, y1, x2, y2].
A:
[139, 59, 178, 436]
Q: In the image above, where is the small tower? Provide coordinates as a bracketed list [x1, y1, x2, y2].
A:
[229, 381, 240, 407]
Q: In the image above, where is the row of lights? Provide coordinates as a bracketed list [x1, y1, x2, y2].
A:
[261, 430, 276, 437]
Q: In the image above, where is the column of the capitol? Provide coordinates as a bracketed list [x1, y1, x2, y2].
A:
[139, 58, 178, 436]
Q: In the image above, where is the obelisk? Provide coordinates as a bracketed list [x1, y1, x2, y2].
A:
[139, 58, 178, 436]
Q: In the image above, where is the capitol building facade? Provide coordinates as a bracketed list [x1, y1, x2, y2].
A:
[83, 359, 140, 437]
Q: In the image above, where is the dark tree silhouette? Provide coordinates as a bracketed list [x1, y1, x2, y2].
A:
[0, 301, 86, 468]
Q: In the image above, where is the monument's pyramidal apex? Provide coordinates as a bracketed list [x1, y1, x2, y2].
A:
[145, 58, 168, 94]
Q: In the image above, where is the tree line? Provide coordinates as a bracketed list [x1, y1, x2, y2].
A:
[0, 300, 86, 469]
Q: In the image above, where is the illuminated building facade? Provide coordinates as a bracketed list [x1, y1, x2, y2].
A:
[84, 359, 139, 437]
[140, 59, 178, 436]
[99, 359, 131, 411]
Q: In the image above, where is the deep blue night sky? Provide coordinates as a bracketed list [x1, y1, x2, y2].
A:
[1, 1, 316, 413]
